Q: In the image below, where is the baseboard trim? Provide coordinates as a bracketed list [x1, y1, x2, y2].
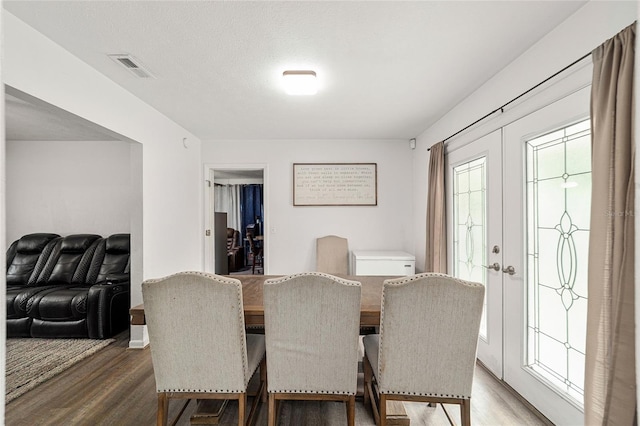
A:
[128, 339, 149, 349]
[128, 324, 149, 349]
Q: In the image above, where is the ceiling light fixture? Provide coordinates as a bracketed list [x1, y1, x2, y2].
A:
[283, 70, 318, 95]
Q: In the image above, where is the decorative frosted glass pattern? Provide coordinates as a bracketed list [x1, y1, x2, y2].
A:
[526, 119, 591, 405]
[453, 158, 487, 338]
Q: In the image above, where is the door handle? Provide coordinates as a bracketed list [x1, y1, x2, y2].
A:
[502, 265, 516, 275]
[483, 262, 500, 271]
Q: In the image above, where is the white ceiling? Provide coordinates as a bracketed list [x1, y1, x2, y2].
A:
[4, 1, 588, 141]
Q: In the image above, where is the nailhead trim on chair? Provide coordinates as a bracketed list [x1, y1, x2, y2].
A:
[265, 272, 361, 286]
[382, 272, 484, 289]
[269, 389, 355, 395]
[381, 390, 470, 398]
[230, 275, 251, 386]
[157, 355, 265, 394]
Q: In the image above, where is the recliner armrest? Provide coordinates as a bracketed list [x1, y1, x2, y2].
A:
[104, 273, 130, 285]
[87, 281, 130, 339]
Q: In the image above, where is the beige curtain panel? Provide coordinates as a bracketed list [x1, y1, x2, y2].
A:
[425, 141, 447, 273]
[585, 22, 636, 425]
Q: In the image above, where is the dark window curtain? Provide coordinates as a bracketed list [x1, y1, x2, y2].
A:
[241, 184, 264, 236]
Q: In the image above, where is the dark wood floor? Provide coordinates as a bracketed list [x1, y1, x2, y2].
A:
[5, 332, 552, 425]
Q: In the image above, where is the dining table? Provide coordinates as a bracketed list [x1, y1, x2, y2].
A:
[129, 274, 410, 425]
[130, 274, 397, 328]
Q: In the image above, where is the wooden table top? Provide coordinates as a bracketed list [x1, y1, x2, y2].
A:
[130, 274, 399, 327]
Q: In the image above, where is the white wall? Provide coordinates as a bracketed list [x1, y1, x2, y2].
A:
[203, 139, 414, 274]
[412, 0, 638, 272]
[4, 12, 203, 348]
[0, 4, 6, 421]
[6, 140, 132, 244]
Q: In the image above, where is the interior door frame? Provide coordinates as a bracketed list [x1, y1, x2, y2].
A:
[203, 163, 268, 274]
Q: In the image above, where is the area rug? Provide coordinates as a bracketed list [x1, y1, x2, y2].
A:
[5, 337, 115, 404]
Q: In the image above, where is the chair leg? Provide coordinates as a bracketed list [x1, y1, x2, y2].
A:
[346, 395, 356, 426]
[157, 393, 168, 426]
[379, 394, 387, 426]
[363, 354, 372, 407]
[238, 393, 246, 426]
[260, 358, 268, 403]
[268, 394, 276, 426]
[461, 398, 471, 426]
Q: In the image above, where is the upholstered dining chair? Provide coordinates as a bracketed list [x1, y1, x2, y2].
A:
[362, 273, 485, 426]
[263, 272, 361, 426]
[316, 235, 349, 275]
[142, 272, 267, 426]
[316, 235, 377, 335]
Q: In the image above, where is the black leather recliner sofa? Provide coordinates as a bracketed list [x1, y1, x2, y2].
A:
[6, 233, 130, 339]
[6, 232, 61, 335]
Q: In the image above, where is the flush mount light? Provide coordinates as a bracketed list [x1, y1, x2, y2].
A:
[283, 70, 318, 95]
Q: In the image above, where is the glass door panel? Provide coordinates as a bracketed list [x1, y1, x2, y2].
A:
[453, 157, 488, 337]
[447, 129, 502, 377]
[526, 118, 591, 404]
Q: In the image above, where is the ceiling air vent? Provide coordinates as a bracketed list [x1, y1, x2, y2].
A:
[108, 54, 155, 79]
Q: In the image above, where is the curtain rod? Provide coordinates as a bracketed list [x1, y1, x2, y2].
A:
[427, 51, 592, 151]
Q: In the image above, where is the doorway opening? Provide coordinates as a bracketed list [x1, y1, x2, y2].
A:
[204, 165, 266, 275]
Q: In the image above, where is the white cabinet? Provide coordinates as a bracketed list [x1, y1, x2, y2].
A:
[351, 250, 415, 276]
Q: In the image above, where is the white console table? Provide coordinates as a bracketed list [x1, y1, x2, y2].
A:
[351, 250, 416, 276]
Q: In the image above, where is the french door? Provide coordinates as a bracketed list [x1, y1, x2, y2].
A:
[502, 87, 590, 425]
[447, 129, 503, 378]
[447, 86, 590, 425]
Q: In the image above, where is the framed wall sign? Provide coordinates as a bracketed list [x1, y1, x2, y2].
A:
[293, 163, 378, 206]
